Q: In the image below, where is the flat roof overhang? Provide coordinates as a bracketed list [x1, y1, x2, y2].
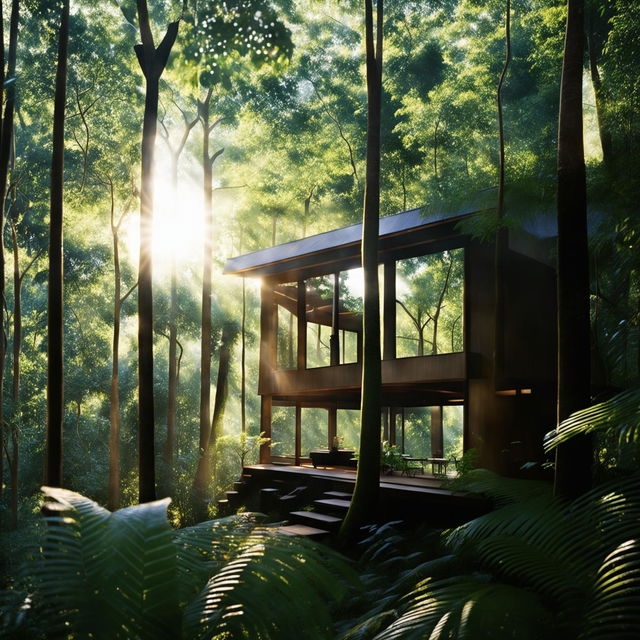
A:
[223, 197, 496, 279]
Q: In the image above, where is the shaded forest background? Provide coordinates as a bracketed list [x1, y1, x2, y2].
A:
[0, 0, 638, 568]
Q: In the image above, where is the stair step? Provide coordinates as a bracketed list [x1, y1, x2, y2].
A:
[277, 524, 329, 539]
[314, 498, 351, 513]
[242, 473, 252, 480]
[233, 481, 244, 491]
[290, 511, 342, 530]
[324, 491, 352, 499]
[226, 490, 239, 498]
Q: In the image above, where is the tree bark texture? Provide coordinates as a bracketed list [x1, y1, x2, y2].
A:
[340, 0, 383, 543]
[554, 0, 592, 499]
[134, 0, 179, 503]
[45, 0, 69, 488]
[493, 0, 510, 390]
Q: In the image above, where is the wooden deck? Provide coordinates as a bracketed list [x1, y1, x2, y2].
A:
[240, 464, 488, 528]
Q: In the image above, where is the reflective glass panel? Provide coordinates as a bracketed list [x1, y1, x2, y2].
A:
[396, 248, 464, 358]
[271, 406, 296, 457]
[306, 276, 333, 368]
[275, 283, 297, 370]
[301, 407, 328, 456]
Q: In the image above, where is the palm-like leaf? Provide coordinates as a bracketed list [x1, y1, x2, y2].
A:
[183, 527, 350, 639]
[545, 387, 640, 450]
[14, 489, 352, 640]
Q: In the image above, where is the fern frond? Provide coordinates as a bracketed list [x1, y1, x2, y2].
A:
[545, 388, 640, 451]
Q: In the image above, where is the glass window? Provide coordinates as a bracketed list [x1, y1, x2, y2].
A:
[337, 409, 360, 450]
[396, 248, 464, 358]
[339, 269, 363, 364]
[271, 406, 296, 457]
[402, 407, 432, 458]
[443, 405, 464, 460]
[275, 283, 297, 370]
[301, 407, 328, 456]
[306, 276, 333, 368]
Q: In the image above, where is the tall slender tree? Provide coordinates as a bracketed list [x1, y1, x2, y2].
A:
[193, 86, 224, 506]
[554, 0, 591, 498]
[134, 0, 179, 503]
[0, 0, 19, 499]
[158, 103, 198, 470]
[340, 0, 384, 542]
[45, 0, 70, 488]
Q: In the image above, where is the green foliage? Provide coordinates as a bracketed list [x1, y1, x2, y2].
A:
[1, 487, 352, 639]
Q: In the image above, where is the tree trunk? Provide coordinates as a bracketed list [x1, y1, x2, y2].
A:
[493, 0, 511, 389]
[134, 1, 179, 503]
[194, 88, 215, 505]
[108, 184, 122, 511]
[586, 17, 613, 167]
[340, 0, 383, 543]
[241, 278, 246, 434]
[45, 0, 69, 488]
[10, 221, 20, 405]
[554, 0, 592, 499]
[0, 0, 19, 500]
[163, 113, 197, 469]
[208, 323, 233, 450]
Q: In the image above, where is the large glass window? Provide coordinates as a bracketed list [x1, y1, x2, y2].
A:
[271, 405, 296, 457]
[337, 409, 360, 450]
[306, 276, 333, 368]
[443, 405, 464, 460]
[396, 248, 464, 358]
[402, 407, 432, 458]
[275, 283, 297, 370]
[301, 407, 328, 456]
[339, 269, 364, 364]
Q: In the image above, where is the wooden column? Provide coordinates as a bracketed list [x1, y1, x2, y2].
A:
[295, 404, 302, 464]
[389, 407, 397, 446]
[297, 279, 306, 370]
[259, 279, 276, 394]
[259, 395, 272, 463]
[382, 407, 389, 441]
[383, 260, 396, 360]
[328, 405, 337, 448]
[330, 272, 340, 365]
[401, 408, 406, 453]
[431, 406, 444, 457]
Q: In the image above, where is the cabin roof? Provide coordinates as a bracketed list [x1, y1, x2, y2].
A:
[224, 190, 557, 277]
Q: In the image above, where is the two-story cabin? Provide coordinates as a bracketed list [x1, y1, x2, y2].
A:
[224, 199, 557, 478]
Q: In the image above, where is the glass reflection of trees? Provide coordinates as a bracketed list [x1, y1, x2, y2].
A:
[339, 268, 364, 365]
[306, 276, 333, 368]
[275, 283, 298, 370]
[396, 248, 464, 358]
[301, 407, 328, 455]
[271, 406, 296, 457]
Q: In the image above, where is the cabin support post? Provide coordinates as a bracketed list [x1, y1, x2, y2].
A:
[259, 396, 272, 463]
[383, 261, 396, 360]
[328, 404, 337, 448]
[295, 404, 302, 464]
[330, 272, 340, 365]
[297, 279, 306, 370]
[431, 406, 444, 457]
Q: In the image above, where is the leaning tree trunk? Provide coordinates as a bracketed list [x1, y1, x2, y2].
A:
[340, 0, 384, 543]
[45, 0, 69, 488]
[194, 88, 225, 510]
[134, 0, 179, 503]
[554, 0, 592, 499]
[207, 323, 233, 491]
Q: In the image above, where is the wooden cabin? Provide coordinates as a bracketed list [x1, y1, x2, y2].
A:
[224, 199, 557, 477]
